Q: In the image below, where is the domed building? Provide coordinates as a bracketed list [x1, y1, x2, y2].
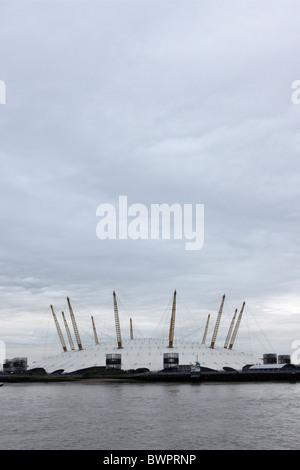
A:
[35, 291, 260, 374]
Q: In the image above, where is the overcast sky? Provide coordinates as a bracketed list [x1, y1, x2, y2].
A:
[1, 0, 300, 363]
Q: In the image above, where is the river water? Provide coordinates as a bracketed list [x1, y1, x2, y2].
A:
[0, 381, 299, 450]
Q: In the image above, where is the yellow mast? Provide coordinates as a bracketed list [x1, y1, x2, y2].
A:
[50, 305, 67, 352]
[130, 318, 134, 340]
[229, 302, 245, 350]
[168, 290, 177, 348]
[62, 311, 75, 350]
[210, 294, 226, 348]
[224, 308, 237, 349]
[91, 315, 99, 345]
[113, 291, 122, 348]
[202, 313, 210, 345]
[67, 297, 83, 351]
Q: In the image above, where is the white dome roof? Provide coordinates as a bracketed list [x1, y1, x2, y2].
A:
[34, 338, 259, 373]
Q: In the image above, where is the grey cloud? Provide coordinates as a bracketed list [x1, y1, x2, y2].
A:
[1, 1, 300, 361]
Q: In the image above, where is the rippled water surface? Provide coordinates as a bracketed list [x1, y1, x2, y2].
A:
[1, 381, 299, 450]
